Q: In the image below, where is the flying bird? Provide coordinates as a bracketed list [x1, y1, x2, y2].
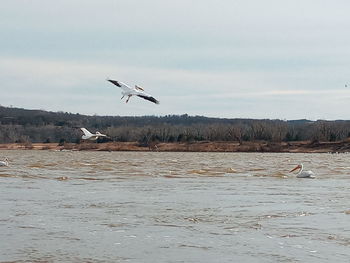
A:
[0, 157, 9, 167]
[80, 128, 107, 141]
[289, 163, 315, 178]
[107, 79, 159, 104]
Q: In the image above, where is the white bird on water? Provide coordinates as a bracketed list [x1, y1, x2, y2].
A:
[289, 163, 315, 178]
[107, 79, 160, 104]
[80, 128, 107, 141]
[0, 157, 9, 167]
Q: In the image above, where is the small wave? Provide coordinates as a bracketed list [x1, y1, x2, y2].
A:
[59, 204, 74, 208]
[280, 234, 299, 238]
[254, 172, 287, 178]
[178, 244, 211, 250]
[100, 167, 115, 171]
[226, 168, 239, 173]
[101, 223, 127, 228]
[18, 225, 44, 230]
[0, 173, 15, 178]
[57, 176, 69, 181]
[164, 174, 186, 178]
[259, 213, 288, 219]
[77, 177, 104, 181]
[187, 169, 226, 177]
[28, 163, 45, 168]
[249, 168, 267, 172]
[259, 211, 314, 220]
[21, 174, 48, 179]
[188, 169, 208, 174]
[161, 224, 186, 228]
[44, 163, 58, 167]
[74, 162, 99, 167]
[184, 217, 202, 223]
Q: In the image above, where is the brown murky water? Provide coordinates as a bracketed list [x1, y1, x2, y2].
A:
[0, 150, 350, 262]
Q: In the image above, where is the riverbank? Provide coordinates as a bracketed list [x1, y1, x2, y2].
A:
[1, 140, 350, 153]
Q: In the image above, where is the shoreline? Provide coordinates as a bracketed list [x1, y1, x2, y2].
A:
[0, 140, 349, 153]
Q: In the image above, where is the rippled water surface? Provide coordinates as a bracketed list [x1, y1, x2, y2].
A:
[1, 150, 350, 262]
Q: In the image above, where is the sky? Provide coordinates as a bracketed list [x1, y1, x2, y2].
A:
[1, 0, 350, 120]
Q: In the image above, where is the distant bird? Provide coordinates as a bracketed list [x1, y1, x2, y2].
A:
[80, 128, 107, 140]
[0, 157, 9, 167]
[289, 163, 315, 178]
[107, 79, 160, 104]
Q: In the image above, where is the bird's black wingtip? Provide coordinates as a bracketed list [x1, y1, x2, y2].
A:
[107, 79, 121, 87]
[137, 95, 160, 104]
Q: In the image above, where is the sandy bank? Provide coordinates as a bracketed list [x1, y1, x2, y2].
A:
[0, 140, 350, 153]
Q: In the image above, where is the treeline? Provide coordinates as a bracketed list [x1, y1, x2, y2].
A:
[0, 106, 350, 144]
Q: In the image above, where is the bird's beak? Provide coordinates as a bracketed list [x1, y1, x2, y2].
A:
[289, 165, 301, 173]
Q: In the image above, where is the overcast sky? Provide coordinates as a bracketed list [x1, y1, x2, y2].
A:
[1, 0, 350, 120]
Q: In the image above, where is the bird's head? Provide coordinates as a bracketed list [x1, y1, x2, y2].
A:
[135, 85, 144, 91]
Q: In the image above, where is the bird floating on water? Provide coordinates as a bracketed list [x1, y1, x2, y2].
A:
[107, 79, 160, 104]
[289, 163, 315, 178]
[80, 128, 107, 141]
[0, 157, 9, 167]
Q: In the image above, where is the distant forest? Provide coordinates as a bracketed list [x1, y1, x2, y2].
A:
[1, 106, 350, 144]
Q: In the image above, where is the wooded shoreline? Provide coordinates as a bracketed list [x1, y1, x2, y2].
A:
[1, 140, 350, 153]
[2, 106, 350, 148]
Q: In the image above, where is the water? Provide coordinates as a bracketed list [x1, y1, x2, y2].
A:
[0, 150, 350, 262]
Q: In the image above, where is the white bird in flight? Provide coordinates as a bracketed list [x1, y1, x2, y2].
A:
[80, 128, 107, 141]
[107, 79, 160, 104]
[289, 163, 315, 178]
[0, 157, 9, 167]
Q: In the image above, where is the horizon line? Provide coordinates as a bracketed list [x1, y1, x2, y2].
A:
[1, 104, 350, 122]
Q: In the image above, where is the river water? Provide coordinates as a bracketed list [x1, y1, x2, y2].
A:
[0, 150, 349, 262]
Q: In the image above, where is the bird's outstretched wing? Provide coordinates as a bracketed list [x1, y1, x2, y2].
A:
[80, 128, 92, 136]
[137, 94, 160, 104]
[107, 79, 133, 92]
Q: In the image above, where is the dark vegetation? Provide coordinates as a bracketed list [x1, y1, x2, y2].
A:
[1, 106, 350, 144]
